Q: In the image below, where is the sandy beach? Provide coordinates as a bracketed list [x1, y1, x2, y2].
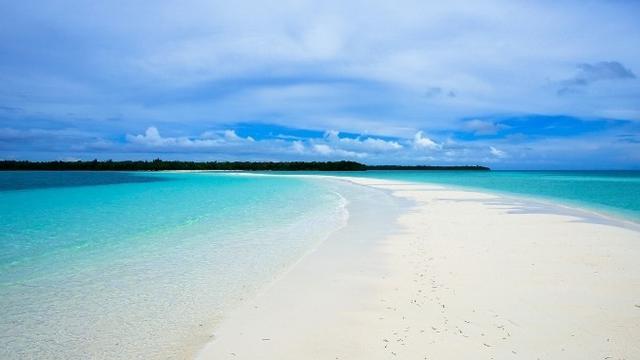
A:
[195, 177, 640, 359]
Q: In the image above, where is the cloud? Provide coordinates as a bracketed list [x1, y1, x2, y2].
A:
[2, 0, 640, 167]
[413, 131, 441, 150]
[616, 134, 640, 144]
[311, 143, 364, 158]
[0, 106, 24, 114]
[576, 61, 636, 83]
[223, 129, 254, 142]
[303, 130, 401, 158]
[291, 140, 305, 153]
[125, 127, 255, 149]
[0, 127, 110, 152]
[489, 146, 506, 158]
[119, 126, 431, 160]
[323, 130, 403, 153]
[3, 0, 640, 132]
[2, 120, 638, 169]
[464, 119, 507, 135]
[424, 87, 457, 99]
[121, 126, 396, 159]
[559, 61, 636, 95]
[455, 115, 632, 141]
[312, 144, 332, 155]
[126, 127, 170, 146]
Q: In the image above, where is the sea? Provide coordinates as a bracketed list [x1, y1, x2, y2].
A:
[342, 170, 640, 221]
[0, 171, 351, 359]
[1, 170, 638, 358]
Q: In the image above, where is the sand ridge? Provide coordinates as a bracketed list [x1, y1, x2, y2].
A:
[196, 177, 640, 359]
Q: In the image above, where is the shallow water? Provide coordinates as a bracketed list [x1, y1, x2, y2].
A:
[287, 170, 640, 221]
[0, 171, 352, 359]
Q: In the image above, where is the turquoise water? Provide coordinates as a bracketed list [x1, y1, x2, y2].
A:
[2, 170, 639, 359]
[0, 171, 348, 359]
[313, 170, 640, 221]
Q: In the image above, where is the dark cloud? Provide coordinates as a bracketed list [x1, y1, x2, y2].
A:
[424, 87, 457, 99]
[463, 119, 509, 136]
[577, 61, 636, 82]
[424, 87, 443, 98]
[0, 127, 108, 152]
[0, 106, 24, 113]
[455, 115, 633, 141]
[559, 61, 636, 95]
[616, 134, 640, 144]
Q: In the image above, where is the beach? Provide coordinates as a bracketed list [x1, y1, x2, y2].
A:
[5, 0, 640, 357]
[196, 176, 640, 359]
[2, 171, 639, 359]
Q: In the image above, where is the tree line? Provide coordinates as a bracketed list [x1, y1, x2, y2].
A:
[0, 159, 489, 171]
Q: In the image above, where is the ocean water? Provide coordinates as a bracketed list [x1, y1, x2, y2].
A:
[0, 171, 350, 359]
[2, 170, 639, 359]
[320, 170, 640, 221]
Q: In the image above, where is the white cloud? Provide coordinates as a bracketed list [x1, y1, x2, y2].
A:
[3, 0, 640, 169]
[123, 127, 371, 158]
[311, 142, 364, 158]
[5, 124, 638, 169]
[223, 129, 254, 142]
[323, 130, 403, 153]
[4, 0, 640, 129]
[489, 146, 506, 158]
[291, 140, 305, 154]
[127, 127, 169, 146]
[312, 144, 333, 155]
[125, 127, 254, 149]
[413, 131, 441, 150]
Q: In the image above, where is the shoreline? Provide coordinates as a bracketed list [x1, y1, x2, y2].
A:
[387, 178, 640, 228]
[338, 175, 640, 231]
[195, 175, 640, 359]
[192, 175, 406, 359]
[221, 171, 640, 225]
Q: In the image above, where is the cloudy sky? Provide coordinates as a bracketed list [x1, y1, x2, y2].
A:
[1, 0, 639, 169]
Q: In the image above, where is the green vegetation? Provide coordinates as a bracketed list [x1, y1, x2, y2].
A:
[0, 159, 490, 171]
[367, 165, 489, 171]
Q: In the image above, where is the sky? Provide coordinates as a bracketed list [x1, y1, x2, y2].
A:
[1, 0, 639, 169]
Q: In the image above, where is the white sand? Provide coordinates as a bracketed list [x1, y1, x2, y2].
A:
[196, 177, 640, 359]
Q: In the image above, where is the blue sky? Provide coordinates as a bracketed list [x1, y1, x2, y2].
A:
[1, 0, 639, 169]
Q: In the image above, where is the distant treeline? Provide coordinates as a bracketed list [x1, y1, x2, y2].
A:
[0, 160, 490, 171]
[0, 160, 367, 171]
[367, 165, 489, 171]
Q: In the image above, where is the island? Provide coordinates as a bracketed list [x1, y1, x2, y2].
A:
[0, 160, 490, 171]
